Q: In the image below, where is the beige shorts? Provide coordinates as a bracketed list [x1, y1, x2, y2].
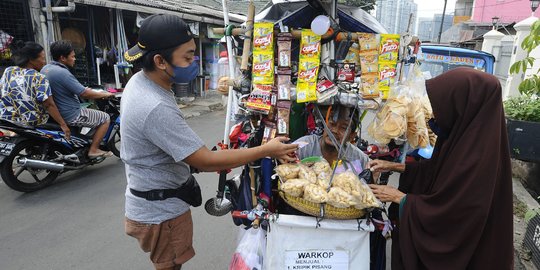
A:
[125, 211, 195, 269]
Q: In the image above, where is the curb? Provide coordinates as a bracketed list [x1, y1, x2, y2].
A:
[181, 99, 224, 119]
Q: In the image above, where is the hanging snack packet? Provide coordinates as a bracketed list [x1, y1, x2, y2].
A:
[277, 32, 293, 68]
[277, 69, 292, 101]
[252, 52, 274, 85]
[271, 87, 278, 107]
[261, 122, 277, 145]
[379, 34, 400, 62]
[297, 59, 320, 83]
[336, 63, 355, 82]
[317, 77, 338, 103]
[296, 82, 318, 103]
[361, 74, 380, 99]
[300, 29, 322, 59]
[379, 61, 398, 90]
[344, 43, 360, 66]
[246, 84, 273, 114]
[277, 101, 291, 135]
[253, 22, 274, 52]
[358, 33, 379, 51]
[360, 51, 379, 76]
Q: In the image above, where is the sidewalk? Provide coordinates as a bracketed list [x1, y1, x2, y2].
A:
[178, 92, 224, 119]
[180, 93, 536, 268]
[513, 160, 540, 270]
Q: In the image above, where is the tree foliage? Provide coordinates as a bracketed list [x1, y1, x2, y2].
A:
[509, 20, 540, 96]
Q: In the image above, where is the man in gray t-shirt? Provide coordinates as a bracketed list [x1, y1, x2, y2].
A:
[41, 41, 114, 158]
[121, 14, 297, 270]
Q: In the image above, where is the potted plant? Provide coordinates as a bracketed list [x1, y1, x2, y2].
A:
[504, 20, 540, 162]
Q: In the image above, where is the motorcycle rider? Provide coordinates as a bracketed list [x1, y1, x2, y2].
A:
[0, 41, 70, 139]
[41, 40, 114, 158]
[121, 14, 297, 270]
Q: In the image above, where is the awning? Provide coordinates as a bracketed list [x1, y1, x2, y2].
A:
[74, 0, 246, 25]
[255, 1, 387, 33]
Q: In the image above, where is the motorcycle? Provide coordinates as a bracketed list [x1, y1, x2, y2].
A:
[0, 97, 121, 192]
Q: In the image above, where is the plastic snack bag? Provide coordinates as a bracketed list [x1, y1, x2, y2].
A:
[296, 82, 318, 103]
[299, 29, 321, 59]
[277, 32, 292, 68]
[229, 228, 266, 270]
[379, 34, 400, 62]
[246, 84, 273, 114]
[252, 52, 274, 85]
[253, 22, 274, 52]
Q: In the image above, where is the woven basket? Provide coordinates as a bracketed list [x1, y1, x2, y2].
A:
[278, 182, 366, 220]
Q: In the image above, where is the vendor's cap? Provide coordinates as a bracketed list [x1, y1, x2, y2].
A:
[124, 14, 193, 62]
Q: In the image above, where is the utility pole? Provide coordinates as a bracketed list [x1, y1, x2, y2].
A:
[437, 0, 448, 43]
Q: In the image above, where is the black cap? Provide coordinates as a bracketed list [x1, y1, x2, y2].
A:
[124, 14, 194, 62]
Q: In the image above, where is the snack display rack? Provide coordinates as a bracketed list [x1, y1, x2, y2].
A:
[210, 1, 432, 269]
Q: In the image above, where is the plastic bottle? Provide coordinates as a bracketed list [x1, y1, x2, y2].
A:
[217, 51, 229, 78]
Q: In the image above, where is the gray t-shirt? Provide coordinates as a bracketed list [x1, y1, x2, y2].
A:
[121, 71, 204, 224]
[41, 61, 85, 122]
[295, 135, 370, 172]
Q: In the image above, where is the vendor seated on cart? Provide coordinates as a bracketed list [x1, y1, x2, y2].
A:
[277, 105, 371, 214]
[294, 105, 369, 170]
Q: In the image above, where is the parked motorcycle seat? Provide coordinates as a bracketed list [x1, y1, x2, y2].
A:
[36, 122, 62, 130]
[0, 119, 24, 128]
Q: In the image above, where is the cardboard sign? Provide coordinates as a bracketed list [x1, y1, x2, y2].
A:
[285, 250, 349, 270]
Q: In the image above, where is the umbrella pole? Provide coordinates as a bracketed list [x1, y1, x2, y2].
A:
[329, 0, 337, 80]
[222, 0, 237, 146]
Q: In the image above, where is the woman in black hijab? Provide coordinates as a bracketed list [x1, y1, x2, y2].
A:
[368, 68, 513, 270]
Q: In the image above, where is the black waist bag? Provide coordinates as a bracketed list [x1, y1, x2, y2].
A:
[130, 175, 202, 207]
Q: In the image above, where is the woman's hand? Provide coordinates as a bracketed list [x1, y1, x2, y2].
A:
[368, 184, 405, 204]
[367, 160, 405, 173]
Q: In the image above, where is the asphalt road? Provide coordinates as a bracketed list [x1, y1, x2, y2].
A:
[0, 110, 238, 270]
[0, 109, 396, 270]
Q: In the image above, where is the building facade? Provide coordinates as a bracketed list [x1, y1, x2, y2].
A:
[376, 0, 418, 34]
[454, 0, 474, 24]
[418, 18, 435, 42]
[472, 0, 539, 23]
[416, 14, 453, 43]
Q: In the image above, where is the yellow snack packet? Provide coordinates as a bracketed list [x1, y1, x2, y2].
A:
[252, 52, 274, 85]
[300, 29, 321, 60]
[296, 82, 318, 103]
[297, 59, 320, 83]
[379, 34, 400, 62]
[253, 22, 274, 52]
[378, 61, 398, 90]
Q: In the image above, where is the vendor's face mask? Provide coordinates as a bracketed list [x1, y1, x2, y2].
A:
[166, 60, 199, 84]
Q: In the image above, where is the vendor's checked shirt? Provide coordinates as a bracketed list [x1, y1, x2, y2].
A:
[0, 66, 51, 127]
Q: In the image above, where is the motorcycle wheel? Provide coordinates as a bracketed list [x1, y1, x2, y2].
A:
[107, 129, 121, 158]
[0, 140, 60, 192]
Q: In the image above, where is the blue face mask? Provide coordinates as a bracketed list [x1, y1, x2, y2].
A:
[428, 118, 448, 139]
[165, 61, 199, 84]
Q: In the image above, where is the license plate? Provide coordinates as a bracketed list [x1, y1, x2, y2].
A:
[0, 142, 15, 156]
